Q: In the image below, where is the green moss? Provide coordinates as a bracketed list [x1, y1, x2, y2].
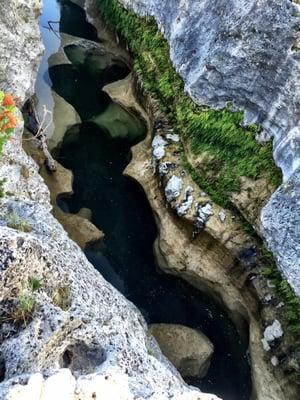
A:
[97, 0, 281, 209]
[97, 0, 299, 382]
[260, 247, 300, 382]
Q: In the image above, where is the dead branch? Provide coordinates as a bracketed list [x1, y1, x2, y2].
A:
[24, 99, 56, 172]
[42, 20, 60, 39]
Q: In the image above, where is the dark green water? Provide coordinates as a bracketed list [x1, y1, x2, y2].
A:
[41, 1, 252, 399]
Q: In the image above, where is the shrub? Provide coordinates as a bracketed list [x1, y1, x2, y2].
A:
[0, 90, 17, 155]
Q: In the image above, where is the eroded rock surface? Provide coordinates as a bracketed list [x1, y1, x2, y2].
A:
[149, 324, 214, 379]
[116, 0, 300, 294]
[0, 1, 220, 399]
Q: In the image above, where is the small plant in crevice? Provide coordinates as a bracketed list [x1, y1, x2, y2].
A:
[53, 285, 71, 311]
[6, 212, 32, 233]
[0, 276, 43, 328]
[12, 291, 36, 326]
[29, 276, 43, 292]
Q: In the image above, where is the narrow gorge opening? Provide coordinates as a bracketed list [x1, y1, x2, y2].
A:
[30, 1, 252, 399]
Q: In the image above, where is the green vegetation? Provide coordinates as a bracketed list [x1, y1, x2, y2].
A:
[7, 212, 32, 233]
[0, 91, 17, 157]
[261, 247, 300, 382]
[29, 276, 43, 292]
[13, 291, 36, 325]
[97, 0, 281, 208]
[97, 0, 299, 382]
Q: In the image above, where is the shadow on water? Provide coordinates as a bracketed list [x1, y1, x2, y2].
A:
[41, 0, 252, 399]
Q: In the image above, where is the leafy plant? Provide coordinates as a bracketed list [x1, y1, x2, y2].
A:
[0, 91, 17, 156]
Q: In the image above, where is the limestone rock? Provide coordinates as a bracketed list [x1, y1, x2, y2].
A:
[261, 172, 300, 295]
[0, 2, 221, 399]
[152, 135, 167, 160]
[149, 324, 214, 378]
[0, 0, 43, 102]
[116, 0, 300, 294]
[165, 175, 183, 202]
[263, 320, 284, 344]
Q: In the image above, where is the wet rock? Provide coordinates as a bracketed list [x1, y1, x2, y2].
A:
[149, 324, 214, 378]
[77, 208, 92, 221]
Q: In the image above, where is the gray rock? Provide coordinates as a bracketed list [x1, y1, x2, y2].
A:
[0, 0, 43, 102]
[177, 194, 193, 217]
[118, 0, 300, 294]
[271, 356, 279, 367]
[0, 2, 220, 399]
[218, 211, 226, 223]
[263, 320, 284, 343]
[158, 162, 174, 176]
[262, 170, 300, 295]
[165, 175, 183, 202]
[166, 133, 180, 142]
[176, 187, 194, 216]
[152, 135, 167, 160]
[195, 203, 214, 230]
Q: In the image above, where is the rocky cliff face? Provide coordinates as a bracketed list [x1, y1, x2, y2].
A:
[117, 0, 300, 295]
[0, 1, 220, 399]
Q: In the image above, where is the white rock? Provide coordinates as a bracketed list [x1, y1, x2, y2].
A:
[152, 136, 167, 160]
[218, 211, 226, 223]
[271, 356, 279, 367]
[177, 194, 193, 216]
[41, 370, 76, 400]
[196, 203, 214, 229]
[263, 320, 284, 343]
[165, 175, 183, 202]
[5, 374, 43, 400]
[166, 133, 180, 142]
[261, 338, 271, 352]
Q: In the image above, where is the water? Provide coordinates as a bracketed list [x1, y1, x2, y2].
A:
[37, 1, 252, 399]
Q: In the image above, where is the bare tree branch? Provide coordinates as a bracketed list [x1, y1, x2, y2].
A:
[24, 99, 56, 172]
[42, 20, 60, 39]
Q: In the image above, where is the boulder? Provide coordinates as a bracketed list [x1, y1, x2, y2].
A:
[149, 324, 214, 378]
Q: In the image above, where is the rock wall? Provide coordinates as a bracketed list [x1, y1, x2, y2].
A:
[116, 0, 300, 295]
[0, 1, 220, 399]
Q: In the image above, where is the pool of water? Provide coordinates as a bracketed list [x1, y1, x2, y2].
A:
[36, 1, 252, 399]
